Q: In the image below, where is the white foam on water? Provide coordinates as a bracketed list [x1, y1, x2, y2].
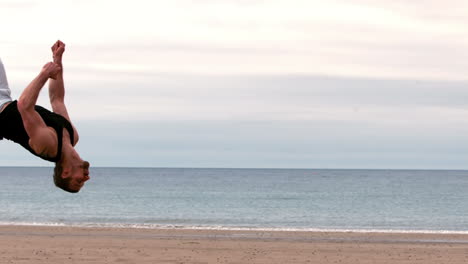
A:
[2, 221, 468, 235]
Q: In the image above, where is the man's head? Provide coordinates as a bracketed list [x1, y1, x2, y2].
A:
[53, 160, 90, 193]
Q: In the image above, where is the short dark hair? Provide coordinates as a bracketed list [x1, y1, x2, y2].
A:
[53, 162, 78, 193]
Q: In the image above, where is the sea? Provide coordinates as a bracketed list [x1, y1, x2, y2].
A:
[1, 167, 468, 233]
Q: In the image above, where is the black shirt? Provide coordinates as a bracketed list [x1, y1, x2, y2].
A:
[0, 100, 74, 162]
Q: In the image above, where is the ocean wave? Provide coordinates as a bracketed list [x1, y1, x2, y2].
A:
[1, 221, 468, 235]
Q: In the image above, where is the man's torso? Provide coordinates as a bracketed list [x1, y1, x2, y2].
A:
[0, 101, 74, 162]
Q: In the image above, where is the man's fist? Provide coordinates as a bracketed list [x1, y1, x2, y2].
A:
[51, 40, 65, 60]
[41, 62, 62, 80]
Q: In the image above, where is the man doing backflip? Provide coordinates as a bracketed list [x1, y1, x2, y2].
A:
[0, 40, 90, 193]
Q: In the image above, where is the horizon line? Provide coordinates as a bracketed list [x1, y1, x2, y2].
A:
[0, 166, 466, 171]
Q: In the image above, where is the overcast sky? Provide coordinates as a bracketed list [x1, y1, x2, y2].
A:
[0, 0, 467, 169]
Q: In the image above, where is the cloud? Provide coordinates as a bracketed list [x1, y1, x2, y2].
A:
[1, 0, 467, 80]
[0, 1, 37, 8]
[41, 74, 467, 124]
[2, 73, 468, 169]
[1, 1, 466, 169]
[7, 71, 468, 124]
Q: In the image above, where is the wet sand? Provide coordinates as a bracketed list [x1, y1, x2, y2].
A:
[1, 225, 468, 263]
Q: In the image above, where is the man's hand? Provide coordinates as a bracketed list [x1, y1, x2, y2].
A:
[41, 62, 62, 80]
[51, 40, 65, 63]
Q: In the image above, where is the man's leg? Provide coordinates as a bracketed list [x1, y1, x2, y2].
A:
[0, 58, 12, 110]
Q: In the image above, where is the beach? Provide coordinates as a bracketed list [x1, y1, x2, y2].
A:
[1, 168, 468, 263]
[1, 226, 468, 264]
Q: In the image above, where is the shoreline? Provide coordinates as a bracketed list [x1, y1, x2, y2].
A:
[2, 222, 468, 235]
[1, 225, 468, 263]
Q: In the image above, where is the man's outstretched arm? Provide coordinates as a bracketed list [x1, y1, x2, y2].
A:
[48, 40, 79, 145]
[49, 40, 67, 117]
[18, 63, 60, 111]
[49, 40, 69, 111]
[18, 63, 61, 155]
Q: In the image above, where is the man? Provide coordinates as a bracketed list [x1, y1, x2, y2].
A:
[0, 40, 90, 193]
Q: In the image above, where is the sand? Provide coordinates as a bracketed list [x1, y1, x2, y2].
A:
[1, 226, 468, 263]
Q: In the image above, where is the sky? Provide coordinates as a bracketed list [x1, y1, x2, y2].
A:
[0, 0, 467, 169]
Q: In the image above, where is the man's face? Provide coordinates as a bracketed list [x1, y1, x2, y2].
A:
[68, 161, 90, 192]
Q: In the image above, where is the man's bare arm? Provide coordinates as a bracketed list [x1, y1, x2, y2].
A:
[18, 71, 49, 112]
[48, 40, 79, 145]
[18, 63, 61, 155]
[49, 40, 66, 111]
